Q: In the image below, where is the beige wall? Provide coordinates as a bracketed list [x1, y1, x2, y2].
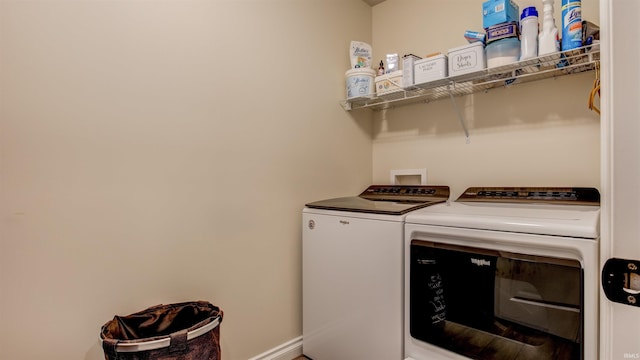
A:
[371, 0, 601, 198]
[0, 1, 372, 359]
[0, 0, 604, 358]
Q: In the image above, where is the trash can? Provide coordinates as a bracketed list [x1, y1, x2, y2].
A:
[100, 301, 223, 360]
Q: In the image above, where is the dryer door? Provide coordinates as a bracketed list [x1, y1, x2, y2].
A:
[409, 240, 582, 360]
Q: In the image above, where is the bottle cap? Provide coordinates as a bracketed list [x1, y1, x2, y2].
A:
[521, 6, 538, 20]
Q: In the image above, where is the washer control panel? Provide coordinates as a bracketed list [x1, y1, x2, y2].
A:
[359, 185, 450, 202]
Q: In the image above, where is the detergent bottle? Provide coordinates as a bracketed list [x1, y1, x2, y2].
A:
[538, 0, 560, 56]
[520, 6, 539, 60]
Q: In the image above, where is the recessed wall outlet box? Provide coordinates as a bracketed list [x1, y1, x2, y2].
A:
[390, 169, 427, 185]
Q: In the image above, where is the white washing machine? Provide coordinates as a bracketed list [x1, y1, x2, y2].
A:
[303, 185, 450, 360]
[403, 187, 600, 360]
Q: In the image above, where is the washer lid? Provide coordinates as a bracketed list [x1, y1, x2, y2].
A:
[305, 185, 450, 215]
[304, 196, 444, 215]
[406, 187, 600, 239]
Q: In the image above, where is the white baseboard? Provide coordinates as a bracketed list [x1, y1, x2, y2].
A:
[247, 336, 303, 360]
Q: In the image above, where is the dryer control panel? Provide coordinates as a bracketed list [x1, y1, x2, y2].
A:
[457, 187, 600, 205]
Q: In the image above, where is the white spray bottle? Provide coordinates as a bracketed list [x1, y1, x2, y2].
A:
[538, 0, 560, 56]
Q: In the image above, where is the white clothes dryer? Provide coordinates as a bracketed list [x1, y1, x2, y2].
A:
[403, 187, 600, 360]
[303, 185, 449, 360]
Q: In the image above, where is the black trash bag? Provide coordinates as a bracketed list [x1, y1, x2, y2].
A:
[100, 301, 223, 360]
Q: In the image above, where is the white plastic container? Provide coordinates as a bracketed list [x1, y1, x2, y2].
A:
[345, 68, 376, 99]
[402, 54, 421, 88]
[539, 0, 560, 56]
[447, 42, 486, 77]
[520, 7, 539, 60]
[486, 37, 521, 68]
[375, 70, 403, 95]
[414, 54, 448, 85]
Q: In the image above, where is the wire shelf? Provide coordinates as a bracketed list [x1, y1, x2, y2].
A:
[341, 44, 600, 111]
